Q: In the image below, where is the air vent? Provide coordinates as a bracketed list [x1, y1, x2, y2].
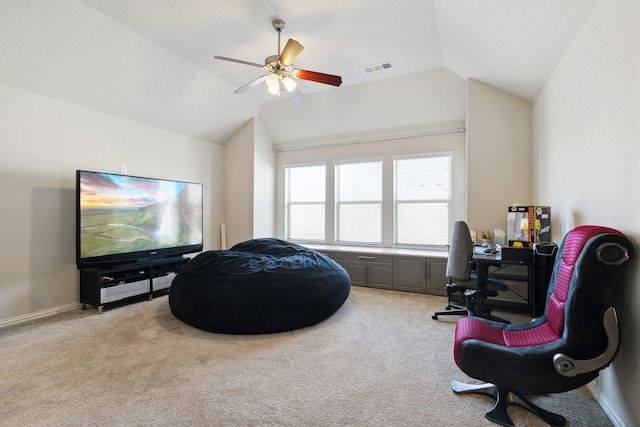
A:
[362, 61, 394, 74]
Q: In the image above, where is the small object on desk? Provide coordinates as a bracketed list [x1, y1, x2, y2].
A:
[480, 231, 493, 240]
[493, 229, 506, 246]
[475, 245, 498, 255]
[483, 244, 499, 254]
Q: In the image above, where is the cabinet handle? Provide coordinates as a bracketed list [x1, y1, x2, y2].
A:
[358, 256, 376, 260]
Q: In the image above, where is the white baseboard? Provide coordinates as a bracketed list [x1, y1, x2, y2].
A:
[0, 302, 82, 329]
[588, 378, 629, 427]
[596, 392, 629, 427]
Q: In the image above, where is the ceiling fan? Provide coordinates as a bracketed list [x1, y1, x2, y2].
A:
[214, 20, 342, 103]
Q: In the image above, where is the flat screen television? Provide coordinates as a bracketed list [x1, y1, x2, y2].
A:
[76, 170, 203, 269]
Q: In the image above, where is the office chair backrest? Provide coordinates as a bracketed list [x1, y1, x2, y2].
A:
[545, 225, 631, 342]
[446, 220, 474, 282]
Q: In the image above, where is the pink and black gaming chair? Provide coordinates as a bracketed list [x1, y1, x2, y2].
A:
[451, 225, 634, 426]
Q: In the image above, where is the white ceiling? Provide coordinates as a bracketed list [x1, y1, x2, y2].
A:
[79, 0, 598, 103]
[3, 1, 599, 145]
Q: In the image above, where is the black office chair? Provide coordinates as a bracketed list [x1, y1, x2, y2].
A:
[432, 220, 509, 322]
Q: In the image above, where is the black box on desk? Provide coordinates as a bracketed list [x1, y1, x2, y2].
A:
[498, 245, 533, 263]
[507, 206, 551, 246]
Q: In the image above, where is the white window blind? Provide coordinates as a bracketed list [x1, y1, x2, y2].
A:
[285, 164, 326, 241]
[393, 154, 451, 246]
[335, 161, 382, 244]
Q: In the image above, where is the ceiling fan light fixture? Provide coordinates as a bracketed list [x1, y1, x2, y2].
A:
[283, 76, 297, 92]
[264, 74, 280, 95]
[264, 73, 278, 87]
[267, 83, 280, 95]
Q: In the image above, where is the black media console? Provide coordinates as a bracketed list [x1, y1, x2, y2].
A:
[79, 256, 189, 314]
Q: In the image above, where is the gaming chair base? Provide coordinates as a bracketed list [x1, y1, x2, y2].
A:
[451, 380, 566, 427]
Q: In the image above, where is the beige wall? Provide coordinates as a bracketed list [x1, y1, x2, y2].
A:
[252, 120, 276, 240]
[0, 84, 223, 324]
[466, 79, 533, 234]
[260, 67, 467, 145]
[224, 120, 256, 247]
[224, 118, 276, 248]
[532, 0, 640, 424]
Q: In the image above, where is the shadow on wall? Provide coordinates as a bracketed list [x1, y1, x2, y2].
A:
[29, 186, 77, 311]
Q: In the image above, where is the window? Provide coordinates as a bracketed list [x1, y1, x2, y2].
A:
[284, 164, 326, 241]
[335, 161, 382, 244]
[283, 152, 453, 247]
[393, 154, 451, 246]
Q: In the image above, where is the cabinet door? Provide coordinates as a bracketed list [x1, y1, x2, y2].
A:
[368, 262, 393, 290]
[343, 259, 367, 286]
[393, 256, 426, 293]
[427, 258, 449, 296]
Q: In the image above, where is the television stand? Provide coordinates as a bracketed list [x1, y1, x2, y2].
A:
[79, 257, 189, 314]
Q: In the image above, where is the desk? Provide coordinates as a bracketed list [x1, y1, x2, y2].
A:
[473, 247, 534, 316]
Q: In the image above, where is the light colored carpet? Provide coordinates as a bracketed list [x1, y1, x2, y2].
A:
[0, 287, 611, 426]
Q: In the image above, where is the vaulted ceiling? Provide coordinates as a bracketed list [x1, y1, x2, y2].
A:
[80, 0, 597, 103]
[3, 1, 599, 145]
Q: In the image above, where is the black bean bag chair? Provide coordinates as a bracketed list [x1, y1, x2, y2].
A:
[168, 238, 351, 334]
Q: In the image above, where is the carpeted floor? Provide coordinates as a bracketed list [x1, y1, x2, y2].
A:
[0, 287, 612, 426]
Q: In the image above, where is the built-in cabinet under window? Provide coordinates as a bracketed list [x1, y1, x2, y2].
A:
[341, 252, 393, 289]
[313, 245, 531, 314]
[314, 246, 446, 296]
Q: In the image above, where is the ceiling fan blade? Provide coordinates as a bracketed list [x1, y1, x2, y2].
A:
[292, 69, 342, 87]
[214, 56, 265, 69]
[278, 39, 304, 66]
[234, 75, 269, 94]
